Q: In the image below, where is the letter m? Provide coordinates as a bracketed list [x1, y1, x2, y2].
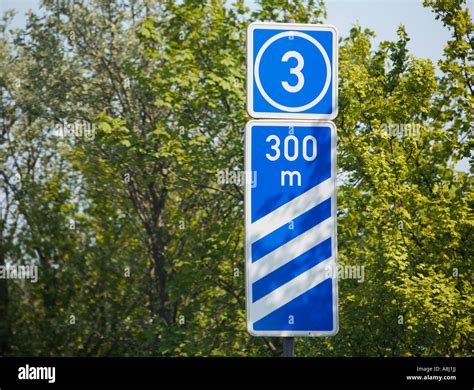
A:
[281, 170, 301, 187]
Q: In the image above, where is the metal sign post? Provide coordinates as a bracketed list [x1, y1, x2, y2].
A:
[283, 338, 295, 357]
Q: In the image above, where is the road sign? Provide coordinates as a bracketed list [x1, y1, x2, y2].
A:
[247, 22, 338, 119]
[245, 120, 338, 336]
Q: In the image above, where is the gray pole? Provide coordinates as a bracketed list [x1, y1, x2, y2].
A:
[282, 337, 295, 357]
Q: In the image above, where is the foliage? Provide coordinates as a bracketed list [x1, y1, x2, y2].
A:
[0, 0, 471, 356]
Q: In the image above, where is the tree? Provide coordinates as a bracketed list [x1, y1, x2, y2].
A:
[0, 0, 471, 357]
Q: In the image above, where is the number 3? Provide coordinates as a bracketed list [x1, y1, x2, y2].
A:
[265, 135, 280, 161]
[281, 51, 305, 93]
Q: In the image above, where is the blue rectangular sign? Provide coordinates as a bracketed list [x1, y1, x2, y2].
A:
[247, 22, 338, 119]
[245, 120, 338, 336]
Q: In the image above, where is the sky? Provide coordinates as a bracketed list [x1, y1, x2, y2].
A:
[325, 0, 452, 65]
[1, 0, 469, 74]
[1, 0, 471, 171]
[0, 0, 463, 64]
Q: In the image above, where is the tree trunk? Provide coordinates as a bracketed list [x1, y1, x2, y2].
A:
[0, 227, 11, 356]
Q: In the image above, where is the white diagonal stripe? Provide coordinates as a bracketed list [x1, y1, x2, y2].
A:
[249, 217, 333, 283]
[250, 257, 334, 323]
[250, 177, 334, 244]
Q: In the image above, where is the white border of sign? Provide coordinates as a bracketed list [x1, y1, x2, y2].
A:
[244, 120, 339, 337]
[247, 22, 339, 120]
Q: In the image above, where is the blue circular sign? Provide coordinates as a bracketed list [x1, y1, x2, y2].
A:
[255, 31, 331, 113]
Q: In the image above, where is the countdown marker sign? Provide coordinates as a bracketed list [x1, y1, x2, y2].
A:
[245, 120, 338, 336]
[247, 22, 338, 119]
